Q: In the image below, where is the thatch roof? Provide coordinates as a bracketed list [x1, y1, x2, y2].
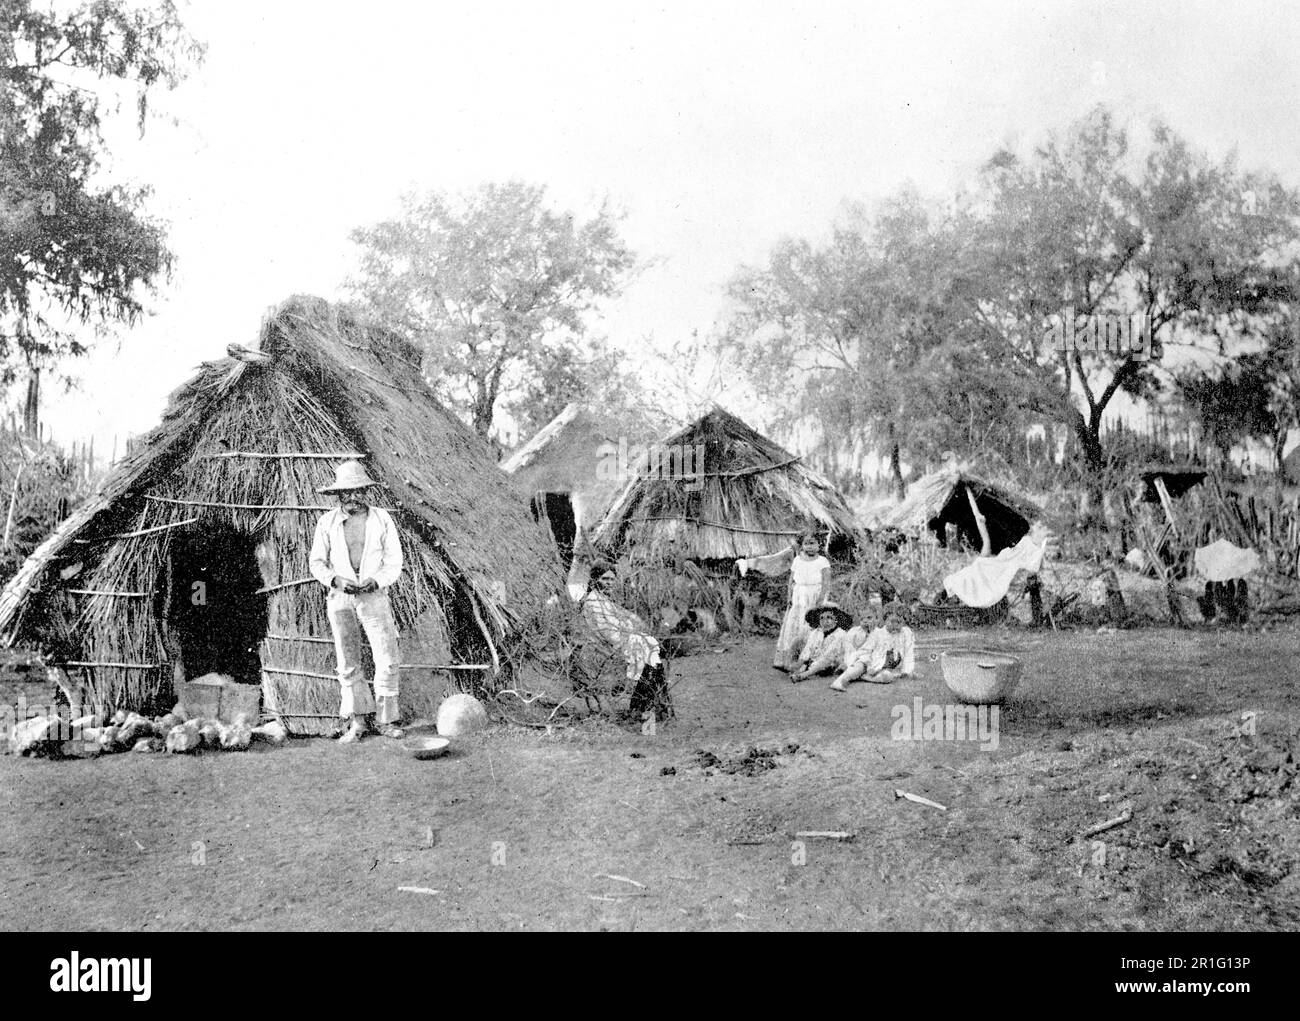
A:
[500, 403, 625, 528]
[879, 464, 1039, 553]
[0, 296, 562, 722]
[1138, 463, 1208, 502]
[1283, 445, 1300, 485]
[592, 407, 860, 560]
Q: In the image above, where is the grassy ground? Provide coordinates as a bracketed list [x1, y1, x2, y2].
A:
[2, 626, 1297, 931]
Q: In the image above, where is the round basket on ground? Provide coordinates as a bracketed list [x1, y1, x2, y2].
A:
[940, 650, 1024, 704]
[406, 736, 450, 760]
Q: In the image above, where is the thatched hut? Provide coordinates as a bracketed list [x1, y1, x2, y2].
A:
[1137, 463, 1208, 503]
[0, 296, 562, 732]
[593, 408, 860, 563]
[879, 464, 1038, 554]
[501, 403, 626, 569]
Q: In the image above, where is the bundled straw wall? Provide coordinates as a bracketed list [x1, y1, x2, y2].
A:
[594, 408, 860, 562]
[0, 296, 563, 731]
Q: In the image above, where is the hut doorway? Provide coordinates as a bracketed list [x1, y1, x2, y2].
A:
[530, 491, 577, 571]
[931, 488, 1029, 554]
[165, 523, 268, 684]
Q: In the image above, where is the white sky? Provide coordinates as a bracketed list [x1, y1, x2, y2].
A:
[32, 0, 1300, 455]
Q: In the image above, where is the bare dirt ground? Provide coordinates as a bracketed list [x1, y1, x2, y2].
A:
[2, 626, 1298, 931]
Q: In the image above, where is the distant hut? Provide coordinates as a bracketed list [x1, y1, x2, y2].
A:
[880, 464, 1038, 554]
[1283, 445, 1300, 485]
[501, 403, 627, 570]
[0, 296, 562, 731]
[1137, 463, 1208, 503]
[593, 408, 860, 564]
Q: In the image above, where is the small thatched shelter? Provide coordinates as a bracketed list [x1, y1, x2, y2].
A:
[880, 464, 1038, 554]
[0, 296, 562, 731]
[501, 403, 626, 569]
[593, 408, 860, 563]
[1138, 463, 1208, 503]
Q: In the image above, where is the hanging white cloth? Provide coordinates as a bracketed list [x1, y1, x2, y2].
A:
[943, 533, 1048, 608]
[1193, 539, 1260, 582]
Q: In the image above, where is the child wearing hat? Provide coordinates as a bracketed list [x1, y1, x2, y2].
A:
[792, 602, 861, 682]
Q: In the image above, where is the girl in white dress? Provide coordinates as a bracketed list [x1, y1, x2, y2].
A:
[774, 532, 831, 671]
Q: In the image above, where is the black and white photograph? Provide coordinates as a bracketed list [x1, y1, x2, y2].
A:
[1, 0, 1297, 959]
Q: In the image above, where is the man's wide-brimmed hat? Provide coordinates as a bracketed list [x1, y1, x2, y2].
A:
[805, 601, 853, 630]
[318, 459, 379, 493]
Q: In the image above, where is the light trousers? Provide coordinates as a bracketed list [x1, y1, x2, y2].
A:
[326, 589, 401, 721]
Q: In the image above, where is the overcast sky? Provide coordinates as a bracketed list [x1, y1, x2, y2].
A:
[35, 0, 1300, 452]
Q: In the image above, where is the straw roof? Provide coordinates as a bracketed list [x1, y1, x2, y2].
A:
[879, 463, 1039, 552]
[501, 403, 625, 528]
[1137, 463, 1208, 502]
[592, 407, 860, 561]
[0, 296, 562, 719]
[1284, 445, 1300, 485]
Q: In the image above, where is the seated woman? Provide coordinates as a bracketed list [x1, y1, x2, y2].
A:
[830, 609, 915, 690]
[580, 561, 670, 718]
[791, 602, 861, 682]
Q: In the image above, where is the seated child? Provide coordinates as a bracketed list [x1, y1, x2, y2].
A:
[829, 609, 915, 690]
[792, 602, 862, 682]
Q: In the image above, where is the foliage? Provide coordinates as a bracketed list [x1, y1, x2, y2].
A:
[972, 107, 1300, 473]
[1177, 319, 1300, 468]
[0, 433, 99, 583]
[722, 190, 1047, 497]
[347, 181, 637, 440]
[722, 106, 1300, 486]
[0, 0, 204, 386]
[503, 333, 664, 442]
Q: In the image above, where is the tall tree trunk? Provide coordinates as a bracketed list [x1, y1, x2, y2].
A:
[23, 366, 40, 441]
[888, 423, 905, 500]
[1073, 409, 1104, 475]
[1073, 409, 1105, 527]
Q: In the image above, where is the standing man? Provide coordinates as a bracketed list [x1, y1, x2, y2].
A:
[309, 460, 404, 743]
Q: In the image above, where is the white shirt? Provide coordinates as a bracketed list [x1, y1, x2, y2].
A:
[309, 506, 403, 591]
[799, 625, 866, 674]
[848, 626, 916, 676]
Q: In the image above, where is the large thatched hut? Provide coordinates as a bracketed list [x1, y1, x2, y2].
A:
[593, 408, 860, 563]
[501, 403, 626, 569]
[0, 296, 562, 731]
[879, 463, 1039, 553]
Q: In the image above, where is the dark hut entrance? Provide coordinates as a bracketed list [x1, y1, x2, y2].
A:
[164, 523, 268, 684]
[930, 486, 1030, 554]
[530, 491, 577, 571]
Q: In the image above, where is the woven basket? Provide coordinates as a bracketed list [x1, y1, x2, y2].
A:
[914, 601, 1008, 628]
[940, 650, 1024, 704]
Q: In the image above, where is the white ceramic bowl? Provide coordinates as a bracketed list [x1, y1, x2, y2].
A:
[408, 736, 451, 760]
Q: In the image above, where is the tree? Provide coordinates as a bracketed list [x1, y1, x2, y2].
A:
[503, 334, 664, 443]
[1, 0, 204, 430]
[1177, 318, 1300, 471]
[971, 107, 1300, 476]
[721, 192, 1044, 497]
[347, 181, 637, 440]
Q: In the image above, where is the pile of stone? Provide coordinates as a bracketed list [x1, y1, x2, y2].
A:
[8, 703, 287, 759]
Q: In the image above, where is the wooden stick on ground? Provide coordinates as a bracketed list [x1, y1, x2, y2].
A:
[793, 830, 856, 841]
[1077, 808, 1133, 841]
[894, 790, 948, 812]
[593, 873, 645, 888]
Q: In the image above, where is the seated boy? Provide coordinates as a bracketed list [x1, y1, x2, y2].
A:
[830, 609, 915, 690]
[792, 603, 861, 682]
